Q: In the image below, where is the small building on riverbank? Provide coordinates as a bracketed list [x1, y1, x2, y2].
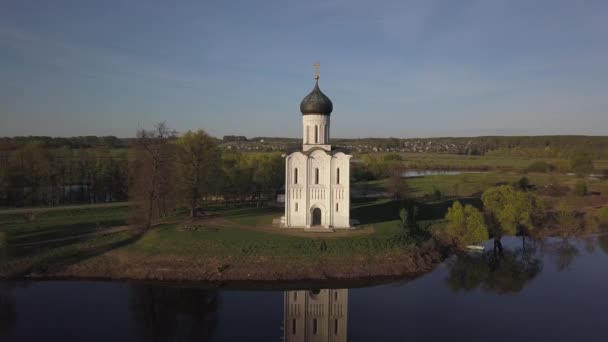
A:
[283, 65, 351, 229]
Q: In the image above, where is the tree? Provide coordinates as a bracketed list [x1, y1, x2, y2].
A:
[129, 122, 177, 230]
[574, 180, 587, 196]
[175, 130, 221, 217]
[388, 165, 408, 198]
[481, 186, 544, 250]
[445, 201, 489, 246]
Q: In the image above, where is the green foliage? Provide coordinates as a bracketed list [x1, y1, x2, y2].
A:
[176, 130, 222, 215]
[598, 206, 608, 225]
[431, 186, 442, 201]
[570, 150, 595, 177]
[574, 180, 588, 196]
[481, 186, 544, 238]
[445, 201, 489, 245]
[513, 177, 531, 191]
[554, 204, 584, 234]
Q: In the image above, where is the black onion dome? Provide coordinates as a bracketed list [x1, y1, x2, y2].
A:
[300, 80, 333, 115]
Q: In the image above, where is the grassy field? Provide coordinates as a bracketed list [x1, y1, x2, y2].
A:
[368, 152, 608, 173]
[2, 159, 607, 280]
[0, 199, 429, 278]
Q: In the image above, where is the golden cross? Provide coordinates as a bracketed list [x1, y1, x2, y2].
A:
[313, 61, 320, 80]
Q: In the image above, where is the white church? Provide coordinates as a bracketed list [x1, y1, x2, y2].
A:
[282, 66, 352, 229]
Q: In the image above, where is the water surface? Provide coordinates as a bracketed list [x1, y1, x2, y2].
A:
[1, 235, 607, 341]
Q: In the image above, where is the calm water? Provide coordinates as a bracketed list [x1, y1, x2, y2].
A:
[1, 235, 607, 342]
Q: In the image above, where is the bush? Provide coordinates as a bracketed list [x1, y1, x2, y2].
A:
[513, 177, 531, 191]
[445, 201, 489, 245]
[574, 180, 588, 196]
[598, 206, 608, 225]
[431, 186, 442, 201]
[570, 151, 594, 177]
[526, 161, 555, 173]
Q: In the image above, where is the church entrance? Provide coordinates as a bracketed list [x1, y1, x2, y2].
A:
[312, 208, 322, 226]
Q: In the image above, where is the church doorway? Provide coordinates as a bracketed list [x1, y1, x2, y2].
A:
[312, 208, 322, 226]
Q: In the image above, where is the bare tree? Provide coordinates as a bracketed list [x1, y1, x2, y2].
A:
[388, 164, 408, 199]
[130, 122, 177, 230]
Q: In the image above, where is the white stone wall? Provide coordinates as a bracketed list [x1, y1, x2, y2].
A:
[302, 114, 331, 152]
[285, 149, 351, 228]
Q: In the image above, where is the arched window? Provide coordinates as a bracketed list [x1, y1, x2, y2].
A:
[334, 319, 338, 335]
[292, 319, 296, 335]
[306, 126, 310, 144]
[336, 203, 339, 212]
[295, 202, 298, 212]
[315, 168, 319, 184]
[294, 168, 298, 184]
[336, 168, 340, 184]
[314, 125, 318, 143]
[313, 319, 318, 335]
[325, 125, 329, 142]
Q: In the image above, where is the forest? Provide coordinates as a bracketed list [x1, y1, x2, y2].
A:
[1, 132, 606, 209]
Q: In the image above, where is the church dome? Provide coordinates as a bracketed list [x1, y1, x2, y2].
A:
[300, 79, 333, 115]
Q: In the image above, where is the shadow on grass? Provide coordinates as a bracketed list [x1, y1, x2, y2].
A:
[352, 197, 483, 225]
[5, 229, 144, 278]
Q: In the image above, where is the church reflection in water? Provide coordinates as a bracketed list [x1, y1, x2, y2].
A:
[283, 289, 348, 342]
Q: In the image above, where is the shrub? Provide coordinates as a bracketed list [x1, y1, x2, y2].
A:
[574, 180, 588, 196]
[513, 177, 531, 191]
[431, 186, 442, 201]
[598, 206, 608, 225]
[526, 161, 555, 173]
[570, 151, 594, 177]
[445, 201, 489, 245]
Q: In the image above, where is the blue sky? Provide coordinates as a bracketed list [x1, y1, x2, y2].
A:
[1, 0, 607, 138]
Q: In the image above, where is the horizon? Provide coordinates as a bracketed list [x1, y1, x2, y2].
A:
[1, 0, 607, 138]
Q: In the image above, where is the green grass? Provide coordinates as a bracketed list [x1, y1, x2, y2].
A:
[124, 220, 410, 259]
[0, 205, 130, 245]
[354, 171, 588, 198]
[123, 197, 449, 259]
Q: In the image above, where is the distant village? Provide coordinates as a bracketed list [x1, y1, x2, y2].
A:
[220, 135, 483, 154]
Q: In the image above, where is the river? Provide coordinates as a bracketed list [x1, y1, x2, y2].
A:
[1, 235, 607, 341]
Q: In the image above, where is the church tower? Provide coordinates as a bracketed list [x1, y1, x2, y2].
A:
[283, 64, 351, 229]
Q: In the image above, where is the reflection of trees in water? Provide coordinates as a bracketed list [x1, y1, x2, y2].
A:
[446, 241, 542, 294]
[130, 284, 219, 342]
[554, 240, 579, 272]
[537, 238, 582, 272]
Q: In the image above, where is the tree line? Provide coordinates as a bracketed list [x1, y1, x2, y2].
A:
[0, 144, 129, 207]
[0, 124, 284, 213]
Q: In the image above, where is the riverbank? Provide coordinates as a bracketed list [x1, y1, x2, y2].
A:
[0, 200, 454, 282]
[10, 244, 448, 283]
